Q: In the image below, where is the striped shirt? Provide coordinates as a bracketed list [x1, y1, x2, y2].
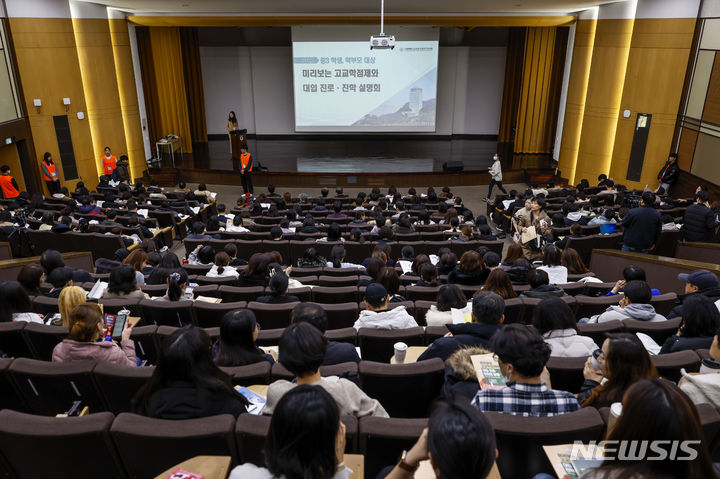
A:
[472, 381, 580, 417]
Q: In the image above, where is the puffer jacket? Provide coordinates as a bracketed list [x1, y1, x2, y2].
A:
[52, 339, 136, 366]
[657, 160, 680, 184]
[682, 203, 717, 242]
[542, 329, 599, 357]
[588, 303, 666, 323]
[353, 306, 419, 331]
[442, 346, 491, 400]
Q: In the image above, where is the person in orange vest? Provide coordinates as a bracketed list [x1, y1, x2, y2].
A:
[0, 165, 20, 199]
[40, 152, 60, 195]
[239, 145, 254, 195]
[101, 146, 117, 177]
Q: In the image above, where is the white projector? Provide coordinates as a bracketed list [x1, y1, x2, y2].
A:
[370, 34, 395, 50]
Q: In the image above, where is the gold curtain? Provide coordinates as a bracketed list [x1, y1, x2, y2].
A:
[498, 27, 527, 160]
[180, 27, 208, 144]
[136, 27, 160, 152]
[514, 27, 557, 155]
[148, 27, 193, 153]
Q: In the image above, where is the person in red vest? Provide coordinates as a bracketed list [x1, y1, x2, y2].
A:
[40, 152, 60, 195]
[101, 146, 117, 177]
[239, 145, 254, 195]
[0, 165, 20, 199]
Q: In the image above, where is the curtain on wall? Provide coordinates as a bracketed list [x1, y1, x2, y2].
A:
[497, 28, 527, 161]
[135, 27, 160, 153]
[180, 27, 208, 144]
[147, 27, 192, 153]
[514, 27, 567, 155]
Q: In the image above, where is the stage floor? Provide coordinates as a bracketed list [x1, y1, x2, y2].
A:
[170, 138, 498, 173]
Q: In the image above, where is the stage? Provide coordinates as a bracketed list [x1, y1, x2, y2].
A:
[148, 137, 552, 188]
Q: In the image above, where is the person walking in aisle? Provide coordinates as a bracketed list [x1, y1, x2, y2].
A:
[484, 153, 506, 201]
[240, 145, 254, 195]
[40, 152, 60, 195]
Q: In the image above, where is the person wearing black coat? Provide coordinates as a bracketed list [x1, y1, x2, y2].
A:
[657, 153, 680, 193]
[621, 191, 662, 253]
[290, 303, 360, 365]
[417, 291, 504, 362]
[682, 191, 718, 242]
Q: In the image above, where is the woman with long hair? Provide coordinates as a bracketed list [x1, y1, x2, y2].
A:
[537, 244, 567, 284]
[257, 271, 300, 304]
[102, 264, 146, 299]
[133, 326, 249, 418]
[0, 281, 43, 323]
[378, 267, 406, 303]
[581, 379, 717, 479]
[229, 385, 352, 479]
[481, 269, 517, 299]
[207, 251, 239, 278]
[417, 262, 438, 287]
[425, 284, 470, 327]
[123, 249, 149, 286]
[147, 252, 182, 285]
[155, 269, 191, 302]
[532, 296, 598, 357]
[502, 243, 524, 266]
[327, 245, 362, 269]
[226, 111, 239, 154]
[58, 285, 87, 327]
[448, 250, 488, 286]
[560, 247, 588, 275]
[41, 152, 60, 195]
[578, 333, 657, 408]
[238, 253, 270, 287]
[213, 310, 274, 367]
[660, 294, 720, 354]
[17, 264, 44, 296]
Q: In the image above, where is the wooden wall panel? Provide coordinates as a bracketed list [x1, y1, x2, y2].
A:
[9, 18, 97, 191]
[110, 19, 146, 181]
[0, 144, 25, 192]
[677, 127, 698, 172]
[608, 18, 696, 189]
[574, 18, 634, 185]
[557, 19, 597, 185]
[72, 18, 128, 179]
[702, 52, 720, 125]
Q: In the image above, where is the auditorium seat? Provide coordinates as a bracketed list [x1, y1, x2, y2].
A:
[219, 361, 272, 386]
[110, 413, 238, 478]
[359, 416, 428, 479]
[141, 284, 168, 297]
[577, 320, 624, 346]
[8, 358, 106, 415]
[654, 229, 682, 257]
[192, 284, 222, 298]
[522, 296, 576, 324]
[195, 275, 239, 287]
[248, 301, 299, 330]
[546, 356, 588, 394]
[325, 327, 358, 345]
[358, 327, 425, 363]
[623, 316, 682, 344]
[322, 267, 361, 277]
[22, 322, 67, 361]
[0, 321, 34, 359]
[99, 297, 142, 316]
[32, 295, 60, 315]
[405, 285, 441, 301]
[255, 328, 284, 346]
[292, 274, 320, 286]
[503, 297, 526, 324]
[359, 359, 444, 418]
[651, 350, 701, 382]
[0, 358, 25, 411]
[0, 410, 124, 478]
[312, 285, 358, 304]
[649, 292, 679, 317]
[584, 282, 616, 297]
[398, 274, 420, 286]
[287, 286, 312, 302]
[139, 298, 194, 327]
[558, 282, 587, 296]
[130, 325, 159, 365]
[573, 295, 619, 320]
[318, 275, 358, 287]
[219, 285, 266, 302]
[192, 300, 247, 328]
[290, 264, 323, 277]
[93, 362, 154, 414]
[412, 300, 433, 327]
[270, 361, 358, 382]
[486, 407, 604, 478]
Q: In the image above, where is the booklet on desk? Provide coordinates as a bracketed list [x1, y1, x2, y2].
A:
[470, 353, 506, 390]
[235, 386, 266, 415]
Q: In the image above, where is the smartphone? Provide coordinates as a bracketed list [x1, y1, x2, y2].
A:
[184, 282, 197, 300]
[591, 348, 603, 371]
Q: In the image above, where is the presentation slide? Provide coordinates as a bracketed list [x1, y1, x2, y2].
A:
[292, 40, 439, 132]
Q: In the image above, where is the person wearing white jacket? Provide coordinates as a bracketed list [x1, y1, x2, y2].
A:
[485, 153, 507, 201]
[584, 280, 667, 324]
[353, 283, 419, 331]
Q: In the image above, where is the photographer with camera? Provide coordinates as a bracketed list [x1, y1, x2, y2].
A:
[621, 191, 662, 254]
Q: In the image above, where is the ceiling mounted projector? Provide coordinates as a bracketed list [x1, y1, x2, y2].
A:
[370, 0, 395, 49]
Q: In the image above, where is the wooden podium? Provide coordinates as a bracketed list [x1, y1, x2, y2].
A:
[230, 129, 248, 159]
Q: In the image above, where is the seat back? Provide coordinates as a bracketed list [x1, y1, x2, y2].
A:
[93, 362, 154, 414]
[651, 350, 701, 382]
[0, 322, 34, 359]
[130, 325, 159, 365]
[574, 295, 619, 320]
[359, 359, 444, 418]
[248, 301, 299, 329]
[219, 361, 272, 386]
[649, 292, 678, 318]
[359, 416, 428, 479]
[192, 300, 247, 328]
[22, 322, 68, 361]
[0, 358, 25, 411]
[219, 285, 265, 302]
[623, 316, 682, 344]
[577, 320, 624, 346]
[358, 327, 425, 363]
[487, 407, 604, 478]
[318, 302, 360, 329]
[312, 286, 358, 304]
[98, 297, 143, 316]
[8, 358, 106, 415]
[138, 298, 194, 327]
[546, 356, 588, 394]
[110, 412, 237, 478]
[0, 410, 124, 478]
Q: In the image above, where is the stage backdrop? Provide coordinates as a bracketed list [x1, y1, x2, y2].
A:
[200, 44, 506, 137]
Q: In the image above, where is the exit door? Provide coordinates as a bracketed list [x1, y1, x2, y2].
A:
[625, 113, 652, 182]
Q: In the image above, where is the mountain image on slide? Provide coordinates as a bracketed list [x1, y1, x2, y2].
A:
[353, 67, 437, 127]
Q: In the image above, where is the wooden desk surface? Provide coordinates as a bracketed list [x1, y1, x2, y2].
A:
[154, 455, 232, 479]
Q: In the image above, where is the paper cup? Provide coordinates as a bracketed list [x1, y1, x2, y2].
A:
[394, 342, 408, 363]
[608, 402, 623, 433]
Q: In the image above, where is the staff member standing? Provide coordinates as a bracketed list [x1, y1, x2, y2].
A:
[41, 152, 60, 195]
[240, 145, 253, 195]
[226, 111, 239, 155]
[484, 153, 507, 201]
[0, 165, 20, 199]
[101, 146, 116, 178]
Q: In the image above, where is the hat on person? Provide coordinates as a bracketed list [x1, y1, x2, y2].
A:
[678, 270, 719, 291]
[364, 283, 388, 304]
